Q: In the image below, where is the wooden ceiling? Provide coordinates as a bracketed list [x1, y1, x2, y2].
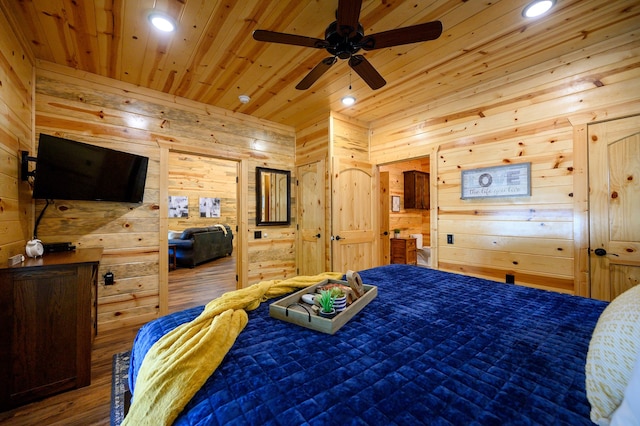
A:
[4, 0, 640, 129]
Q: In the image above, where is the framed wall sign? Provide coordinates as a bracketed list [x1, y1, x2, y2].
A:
[391, 196, 400, 212]
[461, 163, 531, 199]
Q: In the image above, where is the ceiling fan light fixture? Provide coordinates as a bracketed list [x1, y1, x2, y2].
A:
[341, 95, 356, 106]
[148, 12, 177, 32]
[522, 0, 555, 18]
[252, 2, 442, 91]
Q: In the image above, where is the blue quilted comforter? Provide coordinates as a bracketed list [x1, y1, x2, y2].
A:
[129, 265, 606, 425]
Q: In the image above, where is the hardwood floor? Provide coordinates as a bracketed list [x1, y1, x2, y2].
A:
[0, 255, 236, 426]
[167, 255, 238, 314]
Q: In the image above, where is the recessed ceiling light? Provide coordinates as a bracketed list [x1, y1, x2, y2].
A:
[148, 12, 176, 32]
[522, 0, 555, 18]
[341, 95, 356, 106]
[239, 95, 251, 104]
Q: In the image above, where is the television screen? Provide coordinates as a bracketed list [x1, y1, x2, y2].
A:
[32, 134, 149, 203]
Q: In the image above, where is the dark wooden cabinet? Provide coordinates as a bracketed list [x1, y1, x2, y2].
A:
[0, 248, 102, 410]
[390, 238, 417, 265]
[403, 170, 430, 209]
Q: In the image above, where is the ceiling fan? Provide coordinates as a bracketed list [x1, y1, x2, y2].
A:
[253, 0, 443, 90]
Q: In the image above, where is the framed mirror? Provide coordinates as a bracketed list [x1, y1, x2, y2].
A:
[256, 167, 291, 226]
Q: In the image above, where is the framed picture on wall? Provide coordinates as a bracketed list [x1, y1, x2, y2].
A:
[391, 196, 400, 212]
[199, 197, 221, 218]
[168, 195, 189, 218]
[461, 163, 531, 199]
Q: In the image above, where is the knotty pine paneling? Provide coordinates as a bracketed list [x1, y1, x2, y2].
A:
[330, 112, 370, 161]
[0, 4, 34, 264]
[295, 116, 329, 164]
[433, 124, 575, 292]
[2, 0, 639, 128]
[3, 0, 639, 130]
[370, 30, 640, 295]
[34, 61, 295, 330]
[362, 6, 640, 129]
[168, 151, 238, 242]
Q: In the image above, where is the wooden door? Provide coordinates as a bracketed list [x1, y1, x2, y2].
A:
[297, 161, 325, 275]
[589, 115, 640, 301]
[379, 171, 390, 264]
[331, 158, 378, 272]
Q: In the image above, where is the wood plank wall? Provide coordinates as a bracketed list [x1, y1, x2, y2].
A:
[168, 151, 237, 245]
[370, 30, 640, 295]
[33, 61, 296, 330]
[330, 112, 370, 161]
[379, 158, 430, 246]
[0, 4, 34, 264]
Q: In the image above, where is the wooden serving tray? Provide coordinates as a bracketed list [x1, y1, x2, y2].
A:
[269, 279, 377, 334]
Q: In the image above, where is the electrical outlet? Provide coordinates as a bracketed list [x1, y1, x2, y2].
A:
[506, 274, 515, 284]
[447, 234, 454, 244]
[104, 272, 115, 285]
[254, 230, 262, 239]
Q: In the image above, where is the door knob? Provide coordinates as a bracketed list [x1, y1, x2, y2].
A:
[335, 235, 343, 241]
[383, 231, 389, 236]
[594, 248, 607, 256]
[315, 233, 321, 238]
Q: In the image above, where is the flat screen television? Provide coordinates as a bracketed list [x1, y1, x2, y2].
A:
[32, 134, 149, 203]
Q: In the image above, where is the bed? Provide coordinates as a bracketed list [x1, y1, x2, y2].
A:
[129, 264, 609, 425]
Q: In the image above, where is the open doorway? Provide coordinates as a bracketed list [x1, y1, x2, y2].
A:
[166, 150, 239, 312]
[379, 156, 432, 268]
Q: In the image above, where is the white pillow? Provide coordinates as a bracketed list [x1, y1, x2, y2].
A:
[611, 352, 640, 426]
[168, 230, 182, 239]
[586, 285, 640, 425]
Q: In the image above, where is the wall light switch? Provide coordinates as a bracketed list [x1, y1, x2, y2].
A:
[447, 234, 454, 244]
[254, 230, 262, 239]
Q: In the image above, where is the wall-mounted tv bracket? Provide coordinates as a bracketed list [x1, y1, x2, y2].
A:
[21, 151, 36, 181]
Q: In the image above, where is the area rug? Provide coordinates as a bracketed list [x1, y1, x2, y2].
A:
[111, 350, 131, 426]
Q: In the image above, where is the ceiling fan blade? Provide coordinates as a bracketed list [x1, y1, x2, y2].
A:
[253, 30, 328, 49]
[296, 57, 337, 90]
[360, 21, 443, 50]
[336, 0, 363, 37]
[349, 55, 386, 90]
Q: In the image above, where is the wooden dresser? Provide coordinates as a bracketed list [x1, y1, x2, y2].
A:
[390, 238, 417, 265]
[0, 248, 102, 410]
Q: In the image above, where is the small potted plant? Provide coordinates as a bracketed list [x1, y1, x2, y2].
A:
[330, 287, 347, 312]
[317, 290, 336, 318]
[394, 229, 401, 238]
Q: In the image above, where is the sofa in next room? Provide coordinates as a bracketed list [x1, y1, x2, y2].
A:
[168, 225, 233, 268]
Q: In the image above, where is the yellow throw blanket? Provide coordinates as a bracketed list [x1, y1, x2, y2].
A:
[123, 272, 343, 426]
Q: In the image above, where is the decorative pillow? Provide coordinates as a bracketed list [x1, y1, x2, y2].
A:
[611, 352, 640, 425]
[168, 230, 182, 239]
[586, 285, 640, 425]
